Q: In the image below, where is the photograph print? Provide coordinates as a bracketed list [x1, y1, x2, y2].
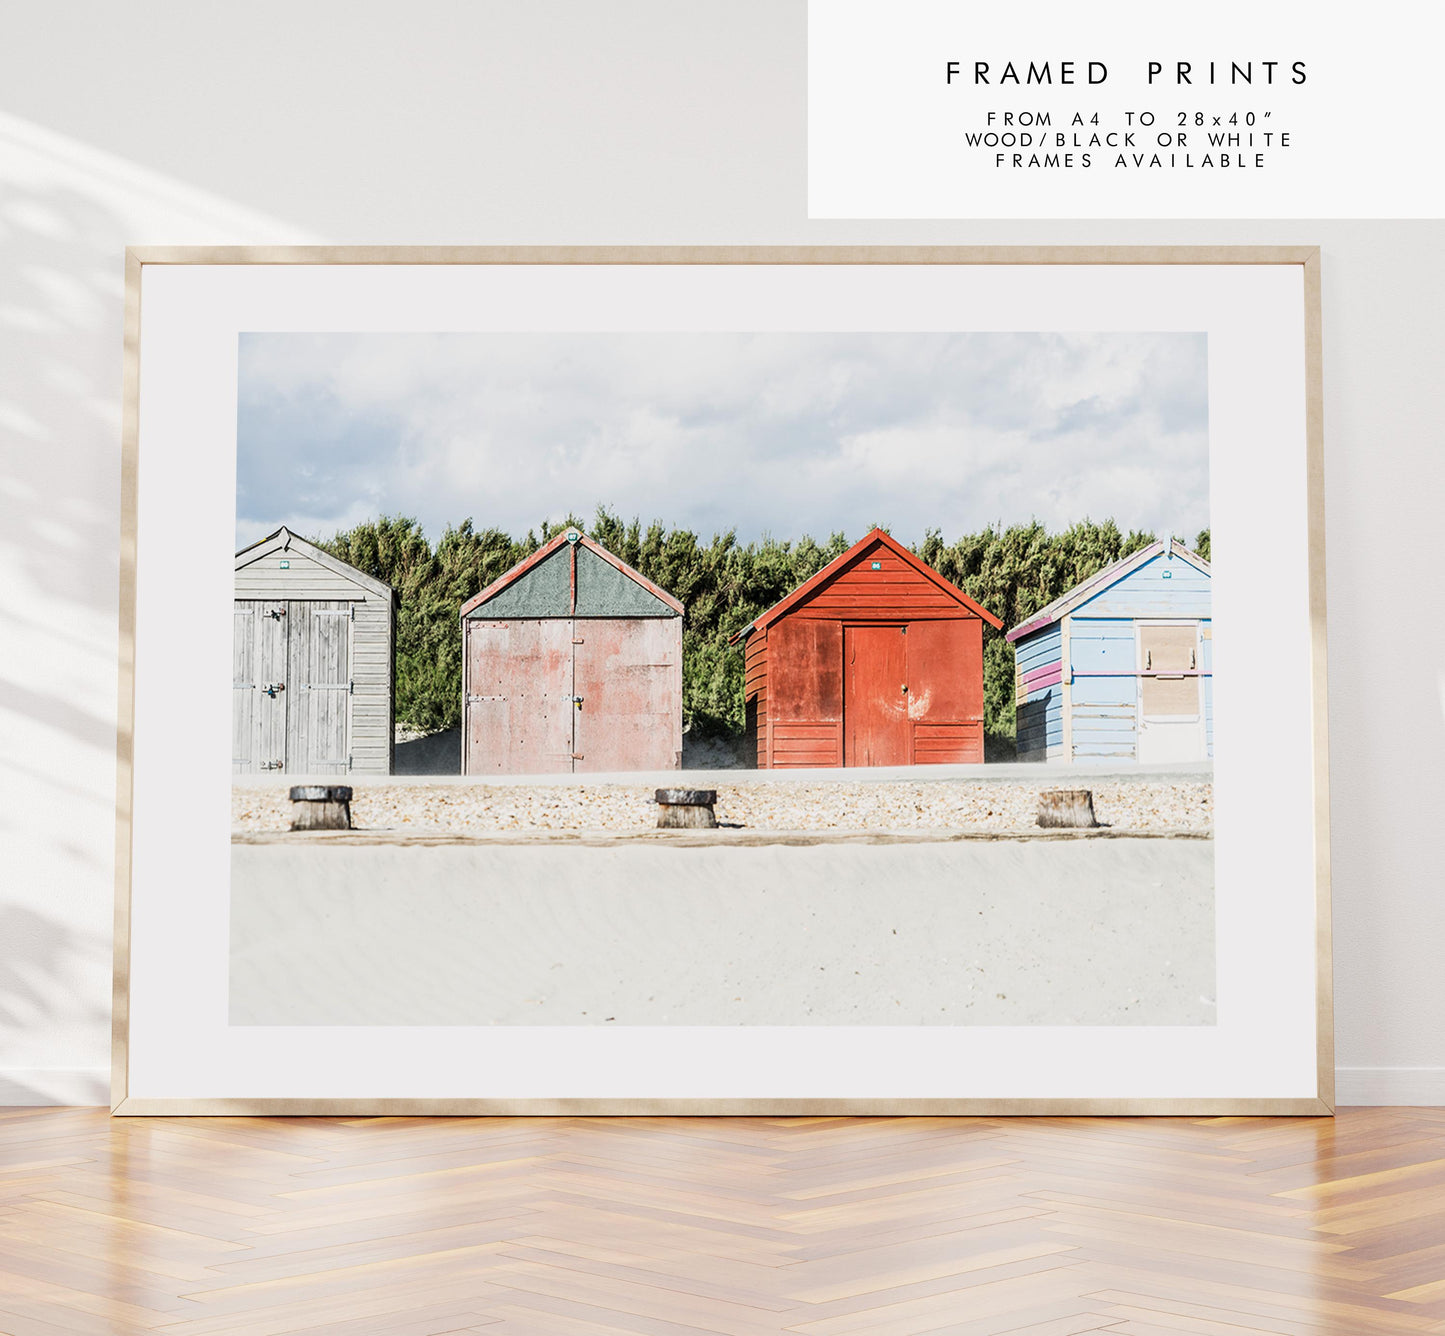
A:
[229, 328, 1216, 1031]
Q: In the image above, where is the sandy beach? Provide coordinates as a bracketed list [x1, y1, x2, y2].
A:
[230, 836, 1215, 1027]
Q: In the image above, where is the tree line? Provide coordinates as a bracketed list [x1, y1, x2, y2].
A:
[318, 511, 1210, 755]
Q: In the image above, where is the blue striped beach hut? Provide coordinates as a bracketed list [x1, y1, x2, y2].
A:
[1007, 538, 1212, 764]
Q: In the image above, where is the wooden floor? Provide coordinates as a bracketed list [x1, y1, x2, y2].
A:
[1, 1109, 1444, 1335]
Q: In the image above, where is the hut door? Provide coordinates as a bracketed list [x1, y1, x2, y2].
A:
[572, 619, 681, 773]
[1136, 622, 1205, 763]
[288, 602, 352, 774]
[233, 600, 289, 773]
[905, 620, 985, 764]
[465, 619, 575, 773]
[844, 625, 911, 767]
[232, 605, 257, 773]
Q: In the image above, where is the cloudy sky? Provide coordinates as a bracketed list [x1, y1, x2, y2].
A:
[235, 331, 1208, 549]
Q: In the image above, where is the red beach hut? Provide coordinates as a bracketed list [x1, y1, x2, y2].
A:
[732, 529, 1002, 769]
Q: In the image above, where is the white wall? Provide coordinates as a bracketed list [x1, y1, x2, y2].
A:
[1, 1, 1440, 1105]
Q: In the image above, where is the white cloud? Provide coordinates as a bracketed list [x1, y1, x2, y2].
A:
[236, 331, 1208, 548]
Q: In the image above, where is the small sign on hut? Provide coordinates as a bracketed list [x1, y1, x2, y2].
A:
[233, 527, 397, 775]
[731, 528, 1002, 769]
[460, 529, 683, 775]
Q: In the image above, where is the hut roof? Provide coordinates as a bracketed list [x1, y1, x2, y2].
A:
[235, 526, 396, 602]
[731, 528, 1003, 643]
[1005, 538, 1211, 643]
[460, 528, 683, 620]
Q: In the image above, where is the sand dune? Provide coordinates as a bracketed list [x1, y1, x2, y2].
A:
[230, 837, 1214, 1027]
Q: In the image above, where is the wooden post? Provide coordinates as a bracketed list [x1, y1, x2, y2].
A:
[655, 788, 718, 829]
[1037, 789, 1097, 829]
[289, 785, 353, 831]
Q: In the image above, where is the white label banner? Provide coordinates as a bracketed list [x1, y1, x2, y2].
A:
[808, 0, 1444, 218]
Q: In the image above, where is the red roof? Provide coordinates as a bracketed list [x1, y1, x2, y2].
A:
[732, 528, 1002, 641]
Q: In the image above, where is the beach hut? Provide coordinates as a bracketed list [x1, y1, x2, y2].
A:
[460, 528, 683, 774]
[1007, 537, 1212, 764]
[233, 527, 397, 776]
[732, 529, 1002, 769]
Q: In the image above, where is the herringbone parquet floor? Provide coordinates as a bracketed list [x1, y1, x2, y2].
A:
[1, 1108, 1443, 1335]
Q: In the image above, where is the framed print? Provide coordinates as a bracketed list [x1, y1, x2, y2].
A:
[112, 246, 1331, 1114]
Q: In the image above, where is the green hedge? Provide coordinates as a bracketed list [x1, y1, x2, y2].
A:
[318, 510, 1208, 755]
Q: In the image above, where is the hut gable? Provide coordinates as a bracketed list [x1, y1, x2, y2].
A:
[1006, 539, 1209, 642]
[1071, 547, 1210, 620]
[465, 543, 572, 619]
[235, 526, 393, 603]
[739, 529, 1002, 638]
[575, 546, 677, 617]
[462, 530, 682, 621]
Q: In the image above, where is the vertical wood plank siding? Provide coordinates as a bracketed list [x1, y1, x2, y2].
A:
[286, 601, 350, 774]
[769, 619, 844, 768]
[232, 606, 256, 770]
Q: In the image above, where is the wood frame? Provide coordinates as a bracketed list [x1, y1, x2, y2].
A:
[113, 245, 1331, 1116]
